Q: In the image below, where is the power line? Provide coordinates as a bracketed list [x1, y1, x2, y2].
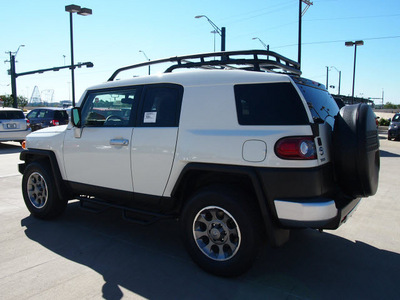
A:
[274, 35, 400, 49]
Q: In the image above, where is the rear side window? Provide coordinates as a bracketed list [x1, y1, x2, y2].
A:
[234, 82, 309, 125]
[0, 110, 25, 119]
[139, 85, 183, 127]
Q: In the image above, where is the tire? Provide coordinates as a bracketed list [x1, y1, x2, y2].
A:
[333, 103, 380, 197]
[180, 185, 262, 277]
[22, 162, 67, 219]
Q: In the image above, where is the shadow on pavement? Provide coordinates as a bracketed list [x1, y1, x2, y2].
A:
[380, 150, 400, 157]
[0, 142, 22, 155]
[21, 202, 399, 300]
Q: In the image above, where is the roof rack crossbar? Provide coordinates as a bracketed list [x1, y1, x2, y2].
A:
[108, 50, 301, 81]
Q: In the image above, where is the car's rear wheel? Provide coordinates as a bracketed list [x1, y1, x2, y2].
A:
[180, 185, 262, 277]
[22, 162, 67, 219]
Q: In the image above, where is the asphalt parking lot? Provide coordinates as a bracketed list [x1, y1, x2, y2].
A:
[0, 131, 399, 300]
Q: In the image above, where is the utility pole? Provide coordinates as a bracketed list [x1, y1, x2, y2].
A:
[5, 45, 24, 108]
[298, 0, 313, 69]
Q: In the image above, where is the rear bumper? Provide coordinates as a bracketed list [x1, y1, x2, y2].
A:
[0, 128, 31, 142]
[274, 197, 361, 229]
[388, 129, 399, 138]
[256, 163, 362, 230]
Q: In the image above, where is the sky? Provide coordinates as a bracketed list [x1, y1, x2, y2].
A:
[1, 0, 399, 104]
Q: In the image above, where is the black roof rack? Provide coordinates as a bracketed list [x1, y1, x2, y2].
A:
[108, 50, 301, 81]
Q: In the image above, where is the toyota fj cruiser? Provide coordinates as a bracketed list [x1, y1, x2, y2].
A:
[19, 50, 380, 277]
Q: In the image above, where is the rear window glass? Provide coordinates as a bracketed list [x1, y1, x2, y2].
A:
[234, 82, 309, 125]
[295, 82, 339, 128]
[54, 111, 69, 121]
[0, 110, 25, 119]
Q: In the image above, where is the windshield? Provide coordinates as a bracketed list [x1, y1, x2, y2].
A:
[392, 114, 400, 122]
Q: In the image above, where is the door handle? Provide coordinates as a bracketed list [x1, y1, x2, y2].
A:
[110, 139, 129, 146]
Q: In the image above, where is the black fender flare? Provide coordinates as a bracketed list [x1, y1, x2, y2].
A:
[19, 149, 72, 201]
[171, 163, 289, 247]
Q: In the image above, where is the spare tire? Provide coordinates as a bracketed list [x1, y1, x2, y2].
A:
[332, 103, 380, 197]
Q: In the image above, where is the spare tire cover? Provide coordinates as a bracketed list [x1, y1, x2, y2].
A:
[333, 103, 380, 197]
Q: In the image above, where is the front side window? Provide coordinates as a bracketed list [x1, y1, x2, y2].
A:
[80, 87, 140, 127]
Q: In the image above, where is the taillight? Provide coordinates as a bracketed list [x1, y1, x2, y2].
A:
[275, 137, 317, 160]
[26, 119, 30, 127]
[51, 120, 60, 126]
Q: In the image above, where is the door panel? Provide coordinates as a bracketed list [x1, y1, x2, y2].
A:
[64, 127, 134, 191]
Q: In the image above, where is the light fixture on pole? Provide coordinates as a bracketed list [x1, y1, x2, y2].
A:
[139, 50, 150, 75]
[65, 4, 92, 107]
[195, 15, 226, 51]
[345, 40, 364, 104]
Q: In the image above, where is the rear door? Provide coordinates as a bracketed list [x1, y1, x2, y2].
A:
[131, 84, 183, 196]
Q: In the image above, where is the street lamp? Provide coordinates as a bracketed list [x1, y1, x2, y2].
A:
[195, 15, 226, 51]
[252, 37, 269, 51]
[139, 50, 150, 75]
[345, 40, 364, 104]
[65, 4, 92, 107]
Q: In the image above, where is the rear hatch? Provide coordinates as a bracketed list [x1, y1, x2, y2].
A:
[0, 109, 27, 132]
[292, 77, 340, 164]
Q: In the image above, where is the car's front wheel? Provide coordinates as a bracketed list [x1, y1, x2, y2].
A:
[22, 162, 67, 219]
[180, 185, 262, 277]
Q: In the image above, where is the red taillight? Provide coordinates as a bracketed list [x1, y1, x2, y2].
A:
[51, 120, 60, 126]
[275, 137, 317, 160]
[26, 119, 30, 127]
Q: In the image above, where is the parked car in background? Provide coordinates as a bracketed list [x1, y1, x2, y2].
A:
[26, 108, 69, 132]
[0, 107, 31, 143]
[388, 113, 400, 140]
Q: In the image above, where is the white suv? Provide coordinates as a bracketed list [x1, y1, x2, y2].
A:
[19, 50, 380, 276]
[0, 107, 30, 142]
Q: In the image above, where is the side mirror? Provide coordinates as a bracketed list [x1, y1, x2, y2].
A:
[71, 107, 81, 127]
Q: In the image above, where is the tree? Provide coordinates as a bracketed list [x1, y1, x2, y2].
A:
[0, 94, 28, 108]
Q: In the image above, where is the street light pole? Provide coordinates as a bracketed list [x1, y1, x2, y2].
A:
[252, 37, 269, 51]
[326, 66, 329, 91]
[195, 15, 226, 51]
[139, 50, 150, 75]
[331, 66, 341, 95]
[345, 40, 364, 104]
[65, 4, 92, 107]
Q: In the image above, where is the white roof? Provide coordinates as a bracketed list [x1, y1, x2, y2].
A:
[86, 69, 292, 91]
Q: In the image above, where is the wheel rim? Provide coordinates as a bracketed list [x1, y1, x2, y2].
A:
[192, 206, 241, 261]
[27, 172, 48, 209]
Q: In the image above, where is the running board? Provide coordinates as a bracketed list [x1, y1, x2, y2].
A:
[77, 196, 175, 225]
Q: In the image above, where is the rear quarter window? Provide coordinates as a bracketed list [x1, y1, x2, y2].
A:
[295, 82, 339, 128]
[234, 82, 309, 125]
